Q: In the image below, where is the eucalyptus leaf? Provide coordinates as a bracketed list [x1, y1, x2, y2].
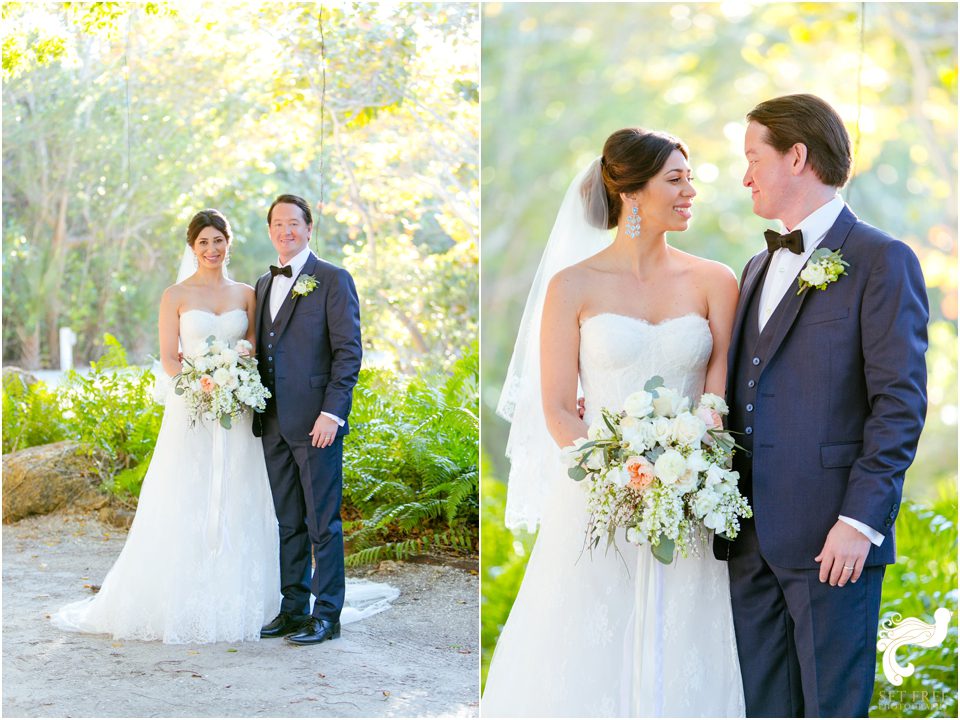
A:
[219, 414, 232, 430]
[568, 465, 587, 481]
[644, 376, 664, 392]
[651, 535, 675, 565]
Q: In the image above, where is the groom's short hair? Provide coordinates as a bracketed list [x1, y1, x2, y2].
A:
[267, 194, 313, 227]
[747, 94, 852, 188]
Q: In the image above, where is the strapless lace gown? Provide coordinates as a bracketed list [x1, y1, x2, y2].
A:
[53, 310, 281, 643]
[483, 314, 745, 717]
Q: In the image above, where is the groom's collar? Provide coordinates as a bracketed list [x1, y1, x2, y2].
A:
[779, 195, 844, 252]
[277, 246, 312, 275]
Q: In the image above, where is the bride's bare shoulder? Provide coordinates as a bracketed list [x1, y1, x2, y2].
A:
[673, 249, 738, 284]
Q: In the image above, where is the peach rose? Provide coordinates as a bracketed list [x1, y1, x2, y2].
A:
[625, 455, 655, 492]
[199, 375, 216, 394]
[695, 406, 723, 431]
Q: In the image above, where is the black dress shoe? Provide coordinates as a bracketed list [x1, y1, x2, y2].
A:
[260, 612, 310, 638]
[285, 617, 341, 645]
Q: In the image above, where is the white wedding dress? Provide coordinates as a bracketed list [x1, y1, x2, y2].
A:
[53, 309, 401, 643]
[483, 313, 745, 717]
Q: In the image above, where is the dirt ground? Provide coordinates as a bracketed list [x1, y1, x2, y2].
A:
[1, 513, 479, 718]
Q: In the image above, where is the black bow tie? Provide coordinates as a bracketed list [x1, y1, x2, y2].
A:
[270, 264, 293, 278]
[764, 229, 804, 255]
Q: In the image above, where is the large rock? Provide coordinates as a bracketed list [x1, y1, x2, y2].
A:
[2, 366, 40, 391]
[2, 441, 111, 523]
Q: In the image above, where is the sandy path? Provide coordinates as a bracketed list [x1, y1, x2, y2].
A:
[2, 513, 479, 718]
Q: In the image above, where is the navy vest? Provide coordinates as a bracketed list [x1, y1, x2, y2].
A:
[257, 283, 278, 399]
[729, 260, 789, 502]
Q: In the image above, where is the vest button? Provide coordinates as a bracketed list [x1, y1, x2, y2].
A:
[752, 357, 761, 366]
[745, 426, 753, 435]
[748, 380, 756, 388]
[746, 404, 754, 412]
[745, 450, 753, 458]
[268, 356, 273, 362]
[270, 332, 275, 337]
[267, 344, 272, 349]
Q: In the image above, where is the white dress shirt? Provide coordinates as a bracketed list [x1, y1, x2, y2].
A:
[758, 195, 883, 547]
[268, 246, 344, 428]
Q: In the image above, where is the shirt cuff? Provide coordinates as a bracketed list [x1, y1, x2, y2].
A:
[321, 411, 345, 427]
[839, 515, 884, 547]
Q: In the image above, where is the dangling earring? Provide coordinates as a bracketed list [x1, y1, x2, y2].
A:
[193, 253, 199, 269]
[625, 206, 641, 238]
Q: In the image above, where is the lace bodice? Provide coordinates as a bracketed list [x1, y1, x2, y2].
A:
[179, 308, 248, 356]
[579, 313, 713, 424]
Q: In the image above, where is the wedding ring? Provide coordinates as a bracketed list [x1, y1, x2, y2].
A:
[843, 565, 854, 570]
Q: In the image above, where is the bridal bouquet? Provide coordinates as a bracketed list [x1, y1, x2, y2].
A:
[562, 376, 752, 564]
[174, 337, 271, 429]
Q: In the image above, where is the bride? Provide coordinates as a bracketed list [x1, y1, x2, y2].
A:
[483, 129, 745, 716]
[53, 209, 281, 643]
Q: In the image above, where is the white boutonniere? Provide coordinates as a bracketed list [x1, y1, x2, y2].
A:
[292, 275, 318, 298]
[797, 249, 849, 294]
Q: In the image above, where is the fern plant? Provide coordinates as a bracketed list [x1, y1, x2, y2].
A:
[343, 344, 479, 565]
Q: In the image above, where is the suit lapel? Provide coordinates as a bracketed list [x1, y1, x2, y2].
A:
[271, 252, 320, 341]
[726, 250, 771, 390]
[255, 273, 271, 340]
[760, 205, 857, 370]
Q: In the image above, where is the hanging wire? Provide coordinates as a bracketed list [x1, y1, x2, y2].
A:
[314, 3, 327, 254]
[123, 15, 132, 192]
[847, 2, 866, 202]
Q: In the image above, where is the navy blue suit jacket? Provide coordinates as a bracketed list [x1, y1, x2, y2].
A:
[252, 252, 362, 439]
[722, 206, 928, 568]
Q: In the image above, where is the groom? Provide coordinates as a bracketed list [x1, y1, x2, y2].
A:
[253, 194, 363, 645]
[715, 94, 928, 716]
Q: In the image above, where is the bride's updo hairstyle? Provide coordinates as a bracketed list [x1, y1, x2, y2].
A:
[186, 209, 232, 247]
[583, 128, 689, 229]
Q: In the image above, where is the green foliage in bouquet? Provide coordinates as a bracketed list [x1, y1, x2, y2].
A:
[871, 481, 958, 718]
[343, 344, 479, 565]
[480, 453, 535, 689]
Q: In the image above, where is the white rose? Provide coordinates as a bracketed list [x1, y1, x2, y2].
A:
[652, 387, 684, 417]
[653, 416, 674, 446]
[560, 438, 589, 468]
[623, 390, 654, 418]
[686, 449, 710, 474]
[620, 417, 649, 453]
[692, 488, 718, 518]
[607, 465, 631, 488]
[672, 412, 707, 448]
[697, 393, 728, 415]
[584, 448, 605, 471]
[588, 416, 613, 441]
[704, 464, 726, 487]
[212, 368, 230, 386]
[654, 448, 686, 483]
[800, 263, 827, 286]
[220, 348, 239, 365]
[209, 340, 227, 355]
[674, 466, 700, 493]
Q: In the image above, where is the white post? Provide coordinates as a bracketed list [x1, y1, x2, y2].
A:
[59, 327, 77, 371]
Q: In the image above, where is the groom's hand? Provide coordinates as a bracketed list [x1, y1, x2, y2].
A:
[309, 414, 339, 449]
[814, 521, 871, 587]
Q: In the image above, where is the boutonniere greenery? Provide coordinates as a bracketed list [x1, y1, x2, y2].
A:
[292, 274, 318, 298]
[797, 249, 848, 294]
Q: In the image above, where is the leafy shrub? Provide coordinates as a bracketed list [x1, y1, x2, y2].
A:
[343, 344, 479, 565]
[2, 374, 69, 453]
[871, 481, 958, 718]
[58, 335, 164, 497]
